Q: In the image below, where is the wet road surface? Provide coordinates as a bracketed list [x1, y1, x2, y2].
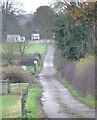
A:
[39, 45, 95, 118]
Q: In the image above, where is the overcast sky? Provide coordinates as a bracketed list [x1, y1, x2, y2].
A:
[18, 0, 54, 13]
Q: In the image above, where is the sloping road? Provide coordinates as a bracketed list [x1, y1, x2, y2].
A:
[39, 44, 95, 118]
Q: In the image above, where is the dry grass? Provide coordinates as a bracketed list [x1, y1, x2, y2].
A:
[75, 55, 95, 97]
[75, 55, 95, 77]
[2, 65, 32, 83]
[9, 99, 21, 118]
[2, 95, 21, 118]
[54, 48, 95, 98]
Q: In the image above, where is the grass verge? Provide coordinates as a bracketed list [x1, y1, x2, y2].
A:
[54, 73, 95, 108]
[27, 81, 43, 119]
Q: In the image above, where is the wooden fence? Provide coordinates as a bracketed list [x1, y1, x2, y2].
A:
[0, 79, 10, 94]
[21, 77, 34, 119]
[1, 76, 34, 119]
[21, 88, 28, 118]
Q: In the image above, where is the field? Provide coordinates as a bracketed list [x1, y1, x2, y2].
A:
[2, 95, 21, 118]
[25, 43, 47, 56]
[1, 82, 43, 118]
[1, 83, 28, 118]
[1, 42, 48, 119]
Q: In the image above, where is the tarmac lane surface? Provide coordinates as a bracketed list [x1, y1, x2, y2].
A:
[38, 44, 95, 119]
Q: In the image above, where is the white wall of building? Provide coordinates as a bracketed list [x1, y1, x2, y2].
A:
[7, 34, 26, 42]
[31, 33, 40, 40]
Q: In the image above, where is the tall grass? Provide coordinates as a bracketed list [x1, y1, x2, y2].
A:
[75, 55, 95, 97]
[54, 48, 95, 107]
[75, 55, 95, 77]
[55, 73, 95, 108]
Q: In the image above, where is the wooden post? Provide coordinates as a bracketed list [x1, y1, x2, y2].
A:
[24, 109, 28, 119]
[21, 88, 29, 118]
[34, 65, 36, 74]
[28, 78, 33, 89]
[21, 96, 23, 117]
[19, 82, 20, 91]
[33, 60, 38, 74]
[21, 90, 24, 117]
[7, 79, 10, 93]
[21, 80, 32, 119]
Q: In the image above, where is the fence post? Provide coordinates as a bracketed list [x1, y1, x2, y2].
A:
[28, 78, 33, 89]
[21, 88, 29, 119]
[21, 75, 35, 119]
[7, 78, 10, 93]
[21, 90, 24, 118]
[24, 109, 28, 119]
[34, 65, 36, 74]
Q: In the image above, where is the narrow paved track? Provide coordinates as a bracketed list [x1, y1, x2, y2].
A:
[39, 44, 95, 119]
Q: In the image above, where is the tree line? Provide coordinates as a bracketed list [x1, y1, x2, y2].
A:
[54, 2, 97, 60]
[1, 1, 97, 61]
[1, 1, 57, 40]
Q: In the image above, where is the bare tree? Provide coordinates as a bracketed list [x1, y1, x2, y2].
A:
[1, 0, 25, 40]
[50, 0, 67, 14]
[2, 41, 19, 64]
[2, 40, 28, 65]
[17, 40, 28, 56]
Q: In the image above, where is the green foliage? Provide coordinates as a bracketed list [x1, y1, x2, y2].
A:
[27, 83, 42, 118]
[54, 9, 95, 60]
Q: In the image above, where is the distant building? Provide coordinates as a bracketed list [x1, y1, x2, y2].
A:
[31, 33, 40, 40]
[7, 34, 25, 42]
[20, 36, 26, 42]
